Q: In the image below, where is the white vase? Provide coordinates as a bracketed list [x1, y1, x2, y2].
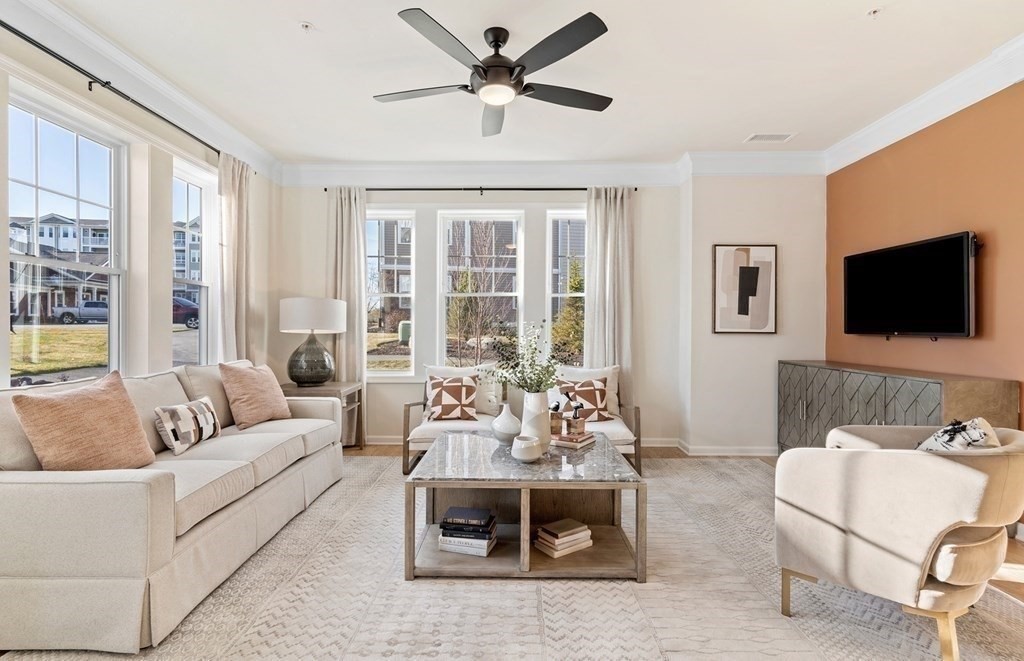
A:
[491, 403, 521, 444]
[521, 391, 552, 452]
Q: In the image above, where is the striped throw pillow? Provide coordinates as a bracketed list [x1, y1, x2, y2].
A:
[155, 396, 221, 455]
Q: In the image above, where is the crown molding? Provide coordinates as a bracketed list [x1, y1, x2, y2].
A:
[8, 0, 279, 179]
[279, 160, 685, 188]
[825, 33, 1024, 174]
[685, 151, 827, 176]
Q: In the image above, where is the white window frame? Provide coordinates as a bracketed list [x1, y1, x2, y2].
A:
[5, 97, 126, 384]
[437, 210, 523, 367]
[365, 210, 416, 377]
[546, 209, 587, 364]
[172, 161, 219, 366]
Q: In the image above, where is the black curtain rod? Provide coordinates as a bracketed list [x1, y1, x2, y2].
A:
[0, 18, 221, 156]
[323, 187, 639, 193]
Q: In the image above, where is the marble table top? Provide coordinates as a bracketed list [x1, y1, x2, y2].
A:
[408, 431, 641, 484]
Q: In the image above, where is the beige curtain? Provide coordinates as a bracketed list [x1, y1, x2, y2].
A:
[327, 187, 367, 383]
[218, 153, 252, 361]
[584, 187, 634, 405]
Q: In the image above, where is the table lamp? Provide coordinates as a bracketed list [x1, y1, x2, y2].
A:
[279, 297, 347, 386]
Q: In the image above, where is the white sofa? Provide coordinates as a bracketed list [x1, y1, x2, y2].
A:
[0, 360, 344, 654]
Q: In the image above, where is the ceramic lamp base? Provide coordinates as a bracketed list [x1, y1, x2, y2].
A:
[287, 332, 334, 386]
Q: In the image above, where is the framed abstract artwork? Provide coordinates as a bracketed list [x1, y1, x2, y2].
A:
[712, 244, 777, 334]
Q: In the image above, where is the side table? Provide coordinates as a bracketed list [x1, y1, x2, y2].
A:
[280, 381, 365, 449]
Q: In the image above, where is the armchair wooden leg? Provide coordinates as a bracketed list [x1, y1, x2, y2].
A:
[903, 606, 968, 661]
[780, 568, 818, 617]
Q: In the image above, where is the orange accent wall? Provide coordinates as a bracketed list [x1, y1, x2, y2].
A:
[826, 82, 1024, 426]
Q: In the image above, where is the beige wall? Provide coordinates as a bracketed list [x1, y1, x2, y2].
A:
[264, 187, 684, 445]
[686, 176, 826, 454]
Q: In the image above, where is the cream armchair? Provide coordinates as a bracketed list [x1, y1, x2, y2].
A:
[775, 425, 1024, 661]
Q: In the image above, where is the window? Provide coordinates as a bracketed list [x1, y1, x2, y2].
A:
[366, 214, 413, 373]
[8, 104, 121, 387]
[443, 213, 520, 367]
[549, 213, 586, 366]
[171, 175, 208, 365]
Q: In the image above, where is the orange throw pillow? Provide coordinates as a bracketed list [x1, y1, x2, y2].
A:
[12, 371, 156, 471]
[219, 363, 292, 429]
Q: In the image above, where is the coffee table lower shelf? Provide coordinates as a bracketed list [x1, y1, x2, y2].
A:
[413, 523, 638, 579]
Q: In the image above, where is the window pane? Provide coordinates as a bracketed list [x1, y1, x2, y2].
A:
[172, 177, 188, 224]
[9, 106, 35, 183]
[187, 183, 202, 233]
[550, 217, 586, 295]
[38, 119, 76, 195]
[366, 295, 411, 372]
[445, 218, 518, 293]
[37, 190, 77, 260]
[10, 262, 109, 386]
[9, 181, 35, 257]
[551, 296, 584, 366]
[78, 136, 111, 206]
[445, 295, 517, 367]
[172, 285, 202, 366]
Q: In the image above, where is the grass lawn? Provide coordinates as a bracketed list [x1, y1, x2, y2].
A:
[367, 332, 400, 351]
[10, 326, 108, 376]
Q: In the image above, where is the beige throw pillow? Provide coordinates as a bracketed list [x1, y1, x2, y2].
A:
[12, 371, 156, 471]
[219, 363, 292, 430]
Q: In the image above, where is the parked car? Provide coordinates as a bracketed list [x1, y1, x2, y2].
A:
[172, 297, 200, 329]
[52, 300, 108, 324]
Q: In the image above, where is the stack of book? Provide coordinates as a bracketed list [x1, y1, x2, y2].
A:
[438, 507, 497, 557]
[550, 432, 595, 449]
[534, 518, 593, 558]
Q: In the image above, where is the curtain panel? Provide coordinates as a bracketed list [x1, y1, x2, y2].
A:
[584, 186, 634, 405]
[327, 187, 368, 383]
[217, 153, 253, 361]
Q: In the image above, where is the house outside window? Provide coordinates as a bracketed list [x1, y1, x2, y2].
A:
[365, 213, 414, 374]
[7, 103, 122, 386]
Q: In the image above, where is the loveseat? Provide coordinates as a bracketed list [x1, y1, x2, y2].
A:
[0, 360, 344, 653]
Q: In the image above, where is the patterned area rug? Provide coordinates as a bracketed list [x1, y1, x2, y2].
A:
[11, 457, 1024, 659]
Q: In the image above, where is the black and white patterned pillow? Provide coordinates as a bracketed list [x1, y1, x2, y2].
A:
[154, 397, 221, 455]
[916, 417, 999, 452]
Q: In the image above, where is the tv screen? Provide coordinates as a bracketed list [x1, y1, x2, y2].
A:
[844, 232, 975, 337]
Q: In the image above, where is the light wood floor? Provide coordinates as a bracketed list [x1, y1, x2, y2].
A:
[346, 445, 1024, 604]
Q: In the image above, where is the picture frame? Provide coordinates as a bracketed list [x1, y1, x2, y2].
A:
[712, 244, 777, 334]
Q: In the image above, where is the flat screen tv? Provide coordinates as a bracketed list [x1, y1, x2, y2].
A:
[844, 232, 975, 337]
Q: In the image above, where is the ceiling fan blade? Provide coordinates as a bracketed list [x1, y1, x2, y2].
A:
[523, 83, 612, 111]
[482, 104, 504, 137]
[374, 85, 469, 103]
[399, 8, 483, 71]
[513, 12, 607, 75]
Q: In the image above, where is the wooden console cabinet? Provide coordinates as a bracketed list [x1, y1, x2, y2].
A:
[778, 360, 1019, 454]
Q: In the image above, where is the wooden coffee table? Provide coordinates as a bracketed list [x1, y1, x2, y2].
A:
[404, 432, 646, 582]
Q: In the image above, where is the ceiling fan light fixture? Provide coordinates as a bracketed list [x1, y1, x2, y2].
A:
[478, 83, 516, 106]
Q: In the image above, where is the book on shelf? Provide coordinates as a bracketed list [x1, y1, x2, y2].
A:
[550, 434, 596, 449]
[439, 527, 496, 541]
[533, 537, 593, 559]
[537, 527, 591, 549]
[538, 518, 588, 539]
[439, 515, 496, 535]
[441, 506, 493, 527]
[438, 533, 494, 549]
[439, 536, 497, 557]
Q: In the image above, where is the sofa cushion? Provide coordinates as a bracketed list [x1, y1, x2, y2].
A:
[144, 459, 254, 536]
[219, 363, 292, 429]
[929, 526, 1008, 586]
[13, 371, 156, 471]
[123, 371, 192, 454]
[0, 377, 96, 471]
[558, 365, 621, 415]
[155, 433, 303, 487]
[175, 360, 253, 428]
[585, 416, 635, 446]
[222, 418, 338, 456]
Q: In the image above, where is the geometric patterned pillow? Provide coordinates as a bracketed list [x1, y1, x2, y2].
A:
[916, 417, 999, 452]
[427, 376, 478, 421]
[557, 377, 613, 422]
[154, 396, 221, 455]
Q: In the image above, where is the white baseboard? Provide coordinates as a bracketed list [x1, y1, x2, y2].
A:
[680, 437, 778, 457]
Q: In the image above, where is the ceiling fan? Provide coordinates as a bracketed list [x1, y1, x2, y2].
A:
[374, 8, 612, 137]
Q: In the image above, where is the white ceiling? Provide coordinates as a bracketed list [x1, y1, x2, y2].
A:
[42, 0, 1024, 163]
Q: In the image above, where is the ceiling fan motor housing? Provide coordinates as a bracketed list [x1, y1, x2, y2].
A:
[470, 53, 524, 96]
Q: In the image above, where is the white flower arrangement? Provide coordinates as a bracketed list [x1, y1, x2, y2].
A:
[490, 323, 560, 394]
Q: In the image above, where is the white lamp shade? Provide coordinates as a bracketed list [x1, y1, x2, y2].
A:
[279, 297, 347, 334]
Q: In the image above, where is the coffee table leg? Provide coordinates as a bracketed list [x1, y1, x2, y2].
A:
[520, 488, 531, 572]
[613, 489, 622, 526]
[405, 482, 416, 580]
[635, 483, 647, 583]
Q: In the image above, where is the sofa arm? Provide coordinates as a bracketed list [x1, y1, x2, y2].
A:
[827, 425, 939, 450]
[286, 396, 343, 429]
[403, 399, 427, 442]
[0, 470, 175, 578]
